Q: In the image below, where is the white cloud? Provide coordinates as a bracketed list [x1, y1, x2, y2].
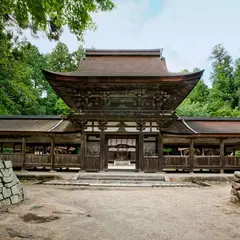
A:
[31, 0, 240, 86]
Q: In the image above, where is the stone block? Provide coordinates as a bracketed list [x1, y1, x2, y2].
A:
[10, 195, 20, 204]
[0, 161, 4, 169]
[231, 188, 240, 197]
[19, 191, 24, 201]
[0, 187, 2, 193]
[11, 185, 20, 195]
[12, 176, 19, 185]
[234, 171, 240, 179]
[17, 183, 23, 191]
[0, 193, 3, 200]
[0, 182, 3, 188]
[2, 187, 11, 198]
[0, 171, 3, 177]
[5, 181, 15, 188]
[3, 175, 13, 183]
[234, 177, 240, 183]
[230, 195, 240, 204]
[232, 182, 240, 190]
[1, 168, 11, 177]
[4, 161, 12, 169]
[0, 198, 11, 207]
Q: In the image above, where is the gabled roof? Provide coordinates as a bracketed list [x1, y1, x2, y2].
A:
[1, 116, 240, 136]
[182, 117, 240, 134]
[0, 117, 77, 133]
[44, 49, 203, 77]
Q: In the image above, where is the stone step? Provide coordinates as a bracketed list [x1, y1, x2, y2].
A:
[76, 174, 165, 182]
[43, 180, 199, 188]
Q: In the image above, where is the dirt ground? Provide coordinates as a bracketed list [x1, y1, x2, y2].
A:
[0, 184, 240, 240]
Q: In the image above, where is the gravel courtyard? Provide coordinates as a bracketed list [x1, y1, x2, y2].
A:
[0, 184, 239, 240]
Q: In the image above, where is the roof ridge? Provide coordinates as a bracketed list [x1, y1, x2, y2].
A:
[85, 49, 163, 57]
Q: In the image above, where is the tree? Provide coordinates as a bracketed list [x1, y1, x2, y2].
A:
[209, 44, 236, 108]
[0, 28, 44, 115]
[42, 42, 83, 115]
[177, 99, 210, 117]
[1, 0, 115, 40]
[46, 42, 82, 72]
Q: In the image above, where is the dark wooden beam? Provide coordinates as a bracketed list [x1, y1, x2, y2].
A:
[21, 137, 26, 171]
[80, 133, 86, 171]
[220, 138, 225, 173]
[100, 131, 105, 171]
[158, 132, 163, 172]
[189, 139, 194, 173]
[139, 130, 144, 171]
[104, 135, 108, 170]
[50, 137, 55, 172]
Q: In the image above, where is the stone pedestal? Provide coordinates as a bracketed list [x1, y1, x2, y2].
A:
[230, 171, 240, 205]
[0, 161, 25, 208]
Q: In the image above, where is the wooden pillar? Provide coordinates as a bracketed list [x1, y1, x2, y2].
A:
[100, 131, 105, 171]
[50, 137, 55, 172]
[158, 132, 163, 172]
[220, 138, 225, 173]
[43, 145, 46, 154]
[0, 143, 3, 153]
[67, 145, 70, 154]
[189, 139, 194, 173]
[21, 137, 26, 171]
[98, 121, 107, 172]
[104, 135, 108, 171]
[139, 127, 144, 171]
[80, 132, 86, 171]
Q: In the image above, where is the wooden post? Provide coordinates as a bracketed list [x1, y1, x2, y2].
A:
[220, 138, 225, 173]
[189, 139, 194, 173]
[104, 135, 108, 171]
[80, 133, 86, 171]
[21, 137, 26, 171]
[50, 137, 55, 172]
[158, 132, 163, 172]
[67, 145, 70, 154]
[100, 131, 105, 171]
[0, 143, 3, 153]
[139, 128, 144, 171]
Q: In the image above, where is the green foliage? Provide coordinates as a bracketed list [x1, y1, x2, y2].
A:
[0, 24, 82, 115]
[3, 148, 13, 153]
[178, 44, 240, 117]
[1, 0, 115, 40]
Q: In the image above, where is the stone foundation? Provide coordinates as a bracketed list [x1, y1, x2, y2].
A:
[230, 171, 240, 205]
[0, 161, 24, 208]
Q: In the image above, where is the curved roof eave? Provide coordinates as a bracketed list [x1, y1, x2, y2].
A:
[42, 69, 204, 80]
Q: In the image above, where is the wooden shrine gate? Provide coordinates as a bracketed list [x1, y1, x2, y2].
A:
[81, 132, 163, 173]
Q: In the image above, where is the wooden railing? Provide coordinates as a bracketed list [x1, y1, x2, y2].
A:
[55, 154, 81, 168]
[25, 154, 51, 167]
[144, 156, 158, 173]
[224, 156, 240, 169]
[85, 156, 100, 172]
[194, 156, 221, 168]
[0, 153, 22, 167]
[1, 153, 239, 171]
[164, 156, 190, 168]
[0, 153, 81, 169]
[163, 155, 239, 170]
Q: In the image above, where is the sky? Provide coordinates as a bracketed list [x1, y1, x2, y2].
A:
[28, 0, 240, 86]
